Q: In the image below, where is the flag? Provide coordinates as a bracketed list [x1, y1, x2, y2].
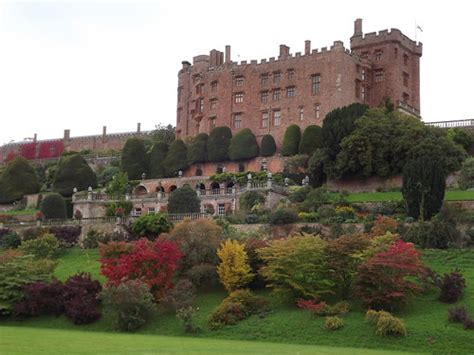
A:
[417, 25, 423, 32]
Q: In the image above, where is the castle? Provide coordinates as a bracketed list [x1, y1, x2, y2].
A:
[176, 19, 422, 147]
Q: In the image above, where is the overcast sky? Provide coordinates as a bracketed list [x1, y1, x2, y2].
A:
[0, 0, 472, 146]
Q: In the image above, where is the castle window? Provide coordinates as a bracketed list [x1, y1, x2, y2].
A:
[261, 73, 269, 85]
[233, 113, 242, 129]
[261, 91, 269, 103]
[361, 69, 366, 81]
[374, 49, 383, 61]
[286, 86, 296, 98]
[198, 98, 204, 113]
[261, 111, 269, 128]
[374, 69, 384, 82]
[196, 84, 204, 94]
[299, 106, 304, 121]
[314, 104, 321, 119]
[238, 163, 245, 172]
[273, 109, 281, 126]
[234, 92, 244, 103]
[211, 81, 218, 92]
[311, 74, 321, 94]
[272, 89, 281, 101]
[403, 54, 409, 65]
[210, 98, 218, 110]
[403, 72, 409, 87]
[235, 76, 244, 86]
[360, 86, 366, 101]
[209, 116, 217, 130]
[148, 207, 155, 214]
[218, 203, 225, 216]
[177, 87, 183, 102]
[273, 71, 281, 84]
[361, 51, 370, 59]
[402, 93, 409, 103]
[287, 69, 295, 80]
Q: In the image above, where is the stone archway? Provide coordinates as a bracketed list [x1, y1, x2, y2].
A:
[134, 185, 148, 195]
[210, 182, 220, 195]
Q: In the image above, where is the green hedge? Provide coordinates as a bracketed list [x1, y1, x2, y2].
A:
[281, 125, 301, 156]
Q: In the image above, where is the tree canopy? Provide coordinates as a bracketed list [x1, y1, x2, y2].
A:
[229, 129, 259, 161]
[53, 154, 97, 196]
[164, 139, 188, 176]
[299, 125, 323, 155]
[207, 126, 232, 162]
[187, 133, 208, 164]
[121, 138, 148, 180]
[167, 185, 201, 214]
[260, 134, 276, 157]
[148, 141, 169, 178]
[281, 124, 301, 156]
[0, 157, 40, 203]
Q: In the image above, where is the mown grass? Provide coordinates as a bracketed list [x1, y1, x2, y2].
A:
[0, 209, 38, 216]
[339, 190, 474, 202]
[1, 248, 473, 354]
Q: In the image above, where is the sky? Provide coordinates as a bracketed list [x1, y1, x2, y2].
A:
[0, 0, 473, 146]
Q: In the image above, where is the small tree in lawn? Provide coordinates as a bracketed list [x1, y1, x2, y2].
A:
[121, 138, 148, 180]
[260, 134, 276, 157]
[228, 129, 259, 161]
[402, 156, 446, 221]
[167, 185, 201, 214]
[207, 126, 232, 162]
[217, 240, 254, 292]
[355, 240, 426, 311]
[281, 124, 301, 156]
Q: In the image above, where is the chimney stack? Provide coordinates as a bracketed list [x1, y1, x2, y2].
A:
[137, 122, 141, 133]
[305, 40, 311, 55]
[63, 129, 70, 141]
[225, 45, 231, 63]
[354, 18, 363, 36]
[279, 44, 290, 58]
[33, 133, 37, 143]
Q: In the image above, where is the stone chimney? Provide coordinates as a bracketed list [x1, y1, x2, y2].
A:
[305, 40, 311, 55]
[354, 18, 363, 36]
[279, 44, 290, 58]
[102, 126, 107, 142]
[181, 61, 191, 69]
[225, 45, 231, 63]
[63, 129, 70, 141]
[137, 122, 141, 133]
[33, 133, 37, 143]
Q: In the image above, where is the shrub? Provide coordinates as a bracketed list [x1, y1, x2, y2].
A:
[105, 201, 133, 217]
[217, 240, 254, 292]
[325, 316, 344, 330]
[121, 138, 148, 180]
[259, 234, 333, 299]
[0, 157, 40, 203]
[297, 299, 350, 316]
[14, 280, 65, 317]
[162, 279, 196, 311]
[268, 208, 298, 225]
[148, 141, 169, 178]
[40, 193, 67, 220]
[260, 134, 276, 157]
[164, 219, 223, 283]
[184, 264, 217, 289]
[19, 233, 61, 259]
[102, 280, 156, 332]
[1, 231, 21, 249]
[208, 289, 268, 329]
[176, 306, 200, 333]
[229, 129, 259, 161]
[438, 269, 466, 303]
[240, 191, 265, 212]
[0, 252, 56, 315]
[22, 227, 49, 241]
[301, 187, 332, 212]
[106, 171, 129, 195]
[375, 314, 407, 337]
[49, 226, 81, 247]
[207, 126, 232, 162]
[82, 229, 107, 249]
[464, 318, 474, 330]
[164, 139, 188, 176]
[63, 272, 102, 325]
[459, 157, 474, 189]
[167, 185, 201, 214]
[355, 240, 425, 311]
[281, 124, 301, 156]
[100, 239, 182, 300]
[187, 133, 208, 164]
[448, 306, 469, 323]
[53, 154, 97, 196]
[288, 186, 311, 203]
[299, 125, 323, 155]
[131, 212, 172, 240]
[370, 215, 399, 236]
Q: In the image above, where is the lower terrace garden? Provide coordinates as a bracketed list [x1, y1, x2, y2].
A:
[1, 206, 474, 354]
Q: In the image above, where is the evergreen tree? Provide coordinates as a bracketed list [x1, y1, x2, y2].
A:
[281, 124, 301, 156]
[40, 193, 67, 220]
[121, 138, 148, 180]
[207, 126, 232, 162]
[53, 154, 97, 196]
[167, 185, 200, 214]
[402, 156, 446, 221]
[164, 139, 188, 176]
[299, 125, 323, 155]
[148, 141, 168, 178]
[0, 157, 40, 203]
[187, 133, 208, 164]
[260, 134, 276, 157]
[229, 129, 259, 161]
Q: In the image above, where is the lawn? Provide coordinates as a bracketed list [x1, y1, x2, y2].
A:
[0, 209, 38, 216]
[1, 247, 474, 354]
[340, 190, 474, 202]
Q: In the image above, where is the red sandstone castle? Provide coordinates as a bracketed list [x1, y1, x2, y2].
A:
[176, 19, 422, 147]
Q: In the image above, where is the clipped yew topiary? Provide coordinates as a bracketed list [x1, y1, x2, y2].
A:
[148, 141, 168, 178]
[207, 126, 232, 162]
[281, 124, 301, 156]
[0, 157, 40, 203]
[229, 129, 259, 161]
[167, 185, 200, 214]
[121, 138, 148, 180]
[299, 125, 323, 155]
[164, 139, 188, 176]
[187, 133, 208, 164]
[53, 154, 97, 196]
[260, 134, 276, 157]
[40, 193, 67, 220]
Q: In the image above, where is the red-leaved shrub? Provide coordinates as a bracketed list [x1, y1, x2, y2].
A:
[14, 280, 65, 317]
[100, 238, 182, 300]
[355, 240, 426, 311]
[63, 273, 102, 325]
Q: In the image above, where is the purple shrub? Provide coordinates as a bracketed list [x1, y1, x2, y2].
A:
[63, 273, 102, 325]
[448, 306, 469, 323]
[439, 269, 466, 303]
[14, 280, 65, 317]
[464, 318, 474, 330]
[49, 226, 82, 247]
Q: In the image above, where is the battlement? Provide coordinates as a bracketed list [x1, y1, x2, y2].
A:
[350, 19, 422, 55]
